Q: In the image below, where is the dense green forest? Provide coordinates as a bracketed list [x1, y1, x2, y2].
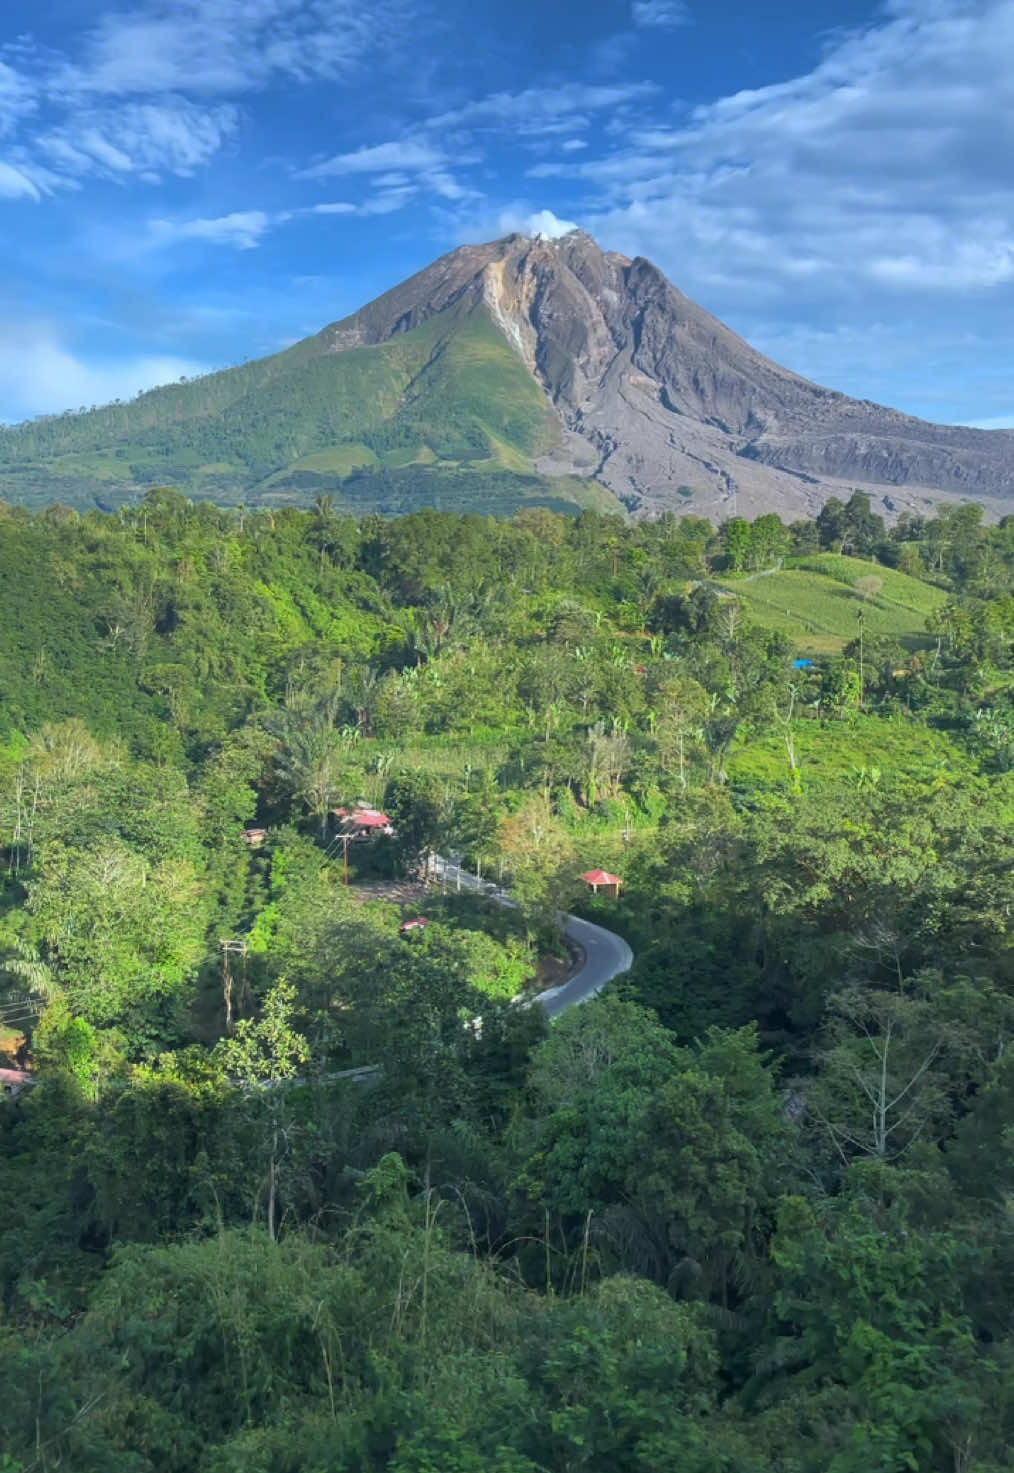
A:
[2, 487, 1014, 1471]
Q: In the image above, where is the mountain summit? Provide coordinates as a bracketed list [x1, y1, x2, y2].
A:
[3, 230, 1013, 520]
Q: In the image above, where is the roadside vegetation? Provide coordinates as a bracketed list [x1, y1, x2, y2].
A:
[2, 488, 1014, 1470]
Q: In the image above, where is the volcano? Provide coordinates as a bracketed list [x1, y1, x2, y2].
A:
[3, 229, 1012, 521]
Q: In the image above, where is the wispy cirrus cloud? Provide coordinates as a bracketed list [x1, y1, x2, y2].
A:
[0, 59, 37, 135]
[631, 0, 691, 29]
[529, 0, 1014, 298]
[37, 99, 240, 181]
[148, 210, 275, 249]
[300, 139, 446, 177]
[292, 81, 657, 222]
[55, 0, 417, 98]
[298, 136, 482, 212]
[0, 0, 419, 197]
[0, 159, 43, 199]
[142, 192, 424, 252]
[428, 80, 656, 138]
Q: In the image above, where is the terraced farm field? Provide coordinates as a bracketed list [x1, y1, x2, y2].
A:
[714, 554, 949, 654]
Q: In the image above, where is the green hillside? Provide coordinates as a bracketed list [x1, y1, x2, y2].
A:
[2, 500, 1014, 1471]
[713, 553, 948, 653]
[0, 306, 612, 516]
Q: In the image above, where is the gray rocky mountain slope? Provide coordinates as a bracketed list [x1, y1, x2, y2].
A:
[321, 229, 1014, 522]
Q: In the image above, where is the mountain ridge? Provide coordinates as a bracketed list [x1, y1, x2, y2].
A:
[3, 229, 1013, 521]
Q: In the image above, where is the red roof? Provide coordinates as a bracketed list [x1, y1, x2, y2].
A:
[579, 869, 622, 886]
[333, 807, 392, 829]
[400, 917, 429, 932]
[0, 1067, 34, 1089]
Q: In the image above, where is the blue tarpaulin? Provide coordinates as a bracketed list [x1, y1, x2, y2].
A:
[792, 659, 814, 669]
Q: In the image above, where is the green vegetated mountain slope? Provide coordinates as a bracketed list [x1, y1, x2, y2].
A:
[0, 305, 614, 517]
[713, 553, 949, 654]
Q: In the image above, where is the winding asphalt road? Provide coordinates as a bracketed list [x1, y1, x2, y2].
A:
[316, 899, 634, 1087]
[428, 856, 634, 1020]
[536, 911, 634, 1019]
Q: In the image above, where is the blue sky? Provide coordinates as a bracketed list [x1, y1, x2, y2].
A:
[2, 0, 1013, 427]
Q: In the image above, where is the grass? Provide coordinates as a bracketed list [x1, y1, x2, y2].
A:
[380, 445, 437, 469]
[259, 444, 380, 485]
[478, 428, 534, 474]
[30, 451, 135, 482]
[714, 554, 948, 654]
[727, 714, 969, 791]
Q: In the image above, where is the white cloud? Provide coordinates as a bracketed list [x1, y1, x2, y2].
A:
[148, 210, 275, 250]
[631, 0, 691, 28]
[429, 81, 655, 138]
[0, 322, 209, 422]
[143, 193, 429, 252]
[360, 186, 418, 215]
[497, 206, 579, 239]
[574, 0, 1014, 297]
[292, 82, 656, 221]
[37, 99, 241, 182]
[299, 138, 446, 178]
[58, 0, 416, 98]
[0, 0, 416, 196]
[298, 136, 482, 212]
[0, 60, 37, 137]
[0, 159, 43, 200]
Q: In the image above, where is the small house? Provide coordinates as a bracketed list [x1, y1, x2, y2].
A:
[332, 806, 395, 838]
[579, 868, 623, 897]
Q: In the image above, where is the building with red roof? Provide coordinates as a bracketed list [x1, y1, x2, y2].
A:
[332, 807, 394, 837]
[579, 868, 623, 896]
[0, 1067, 36, 1098]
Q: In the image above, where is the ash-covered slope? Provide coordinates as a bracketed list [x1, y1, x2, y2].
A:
[320, 230, 1014, 520]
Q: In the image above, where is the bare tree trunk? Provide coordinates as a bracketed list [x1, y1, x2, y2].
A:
[267, 1130, 278, 1242]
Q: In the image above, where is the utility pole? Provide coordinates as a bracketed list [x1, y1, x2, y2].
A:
[220, 939, 249, 1031]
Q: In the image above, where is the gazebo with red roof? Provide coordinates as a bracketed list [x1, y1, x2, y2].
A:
[579, 868, 623, 896]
